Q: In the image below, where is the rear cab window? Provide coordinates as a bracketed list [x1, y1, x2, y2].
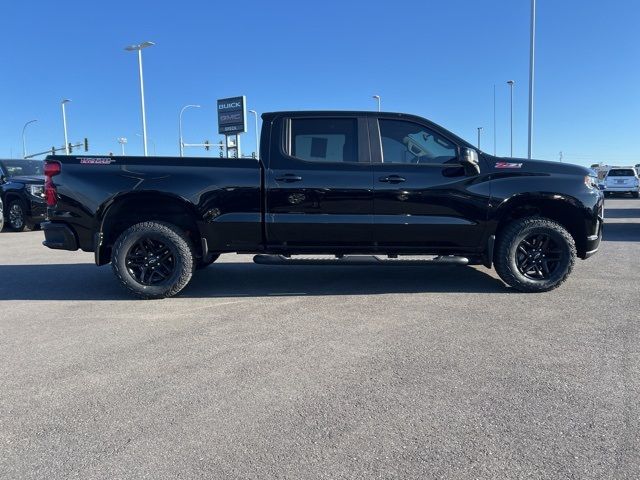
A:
[285, 118, 360, 163]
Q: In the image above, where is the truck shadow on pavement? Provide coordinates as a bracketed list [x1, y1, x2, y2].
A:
[0, 263, 506, 301]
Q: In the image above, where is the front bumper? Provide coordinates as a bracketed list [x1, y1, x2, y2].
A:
[28, 199, 47, 222]
[42, 221, 78, 250]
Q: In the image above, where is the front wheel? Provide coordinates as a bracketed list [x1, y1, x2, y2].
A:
[494, 217, 576, 293]
[111, 221, 195, 299]
[632, 191, 639, 198]
[7, 200, 28, 232]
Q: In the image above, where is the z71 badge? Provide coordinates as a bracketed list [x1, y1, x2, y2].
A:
[495, 162, 523, 169]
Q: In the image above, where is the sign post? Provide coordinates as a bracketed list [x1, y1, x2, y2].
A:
[217, 96, 246, 158]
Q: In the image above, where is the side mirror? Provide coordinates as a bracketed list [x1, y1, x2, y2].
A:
[459, 147, 480, 176]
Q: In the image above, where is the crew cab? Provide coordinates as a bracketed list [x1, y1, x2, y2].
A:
[41, 111, 604, 299]
[602, 167, 639, 198]
[0, 159, 46, 231]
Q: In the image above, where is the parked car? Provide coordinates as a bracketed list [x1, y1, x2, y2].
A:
[41, 111, 603, 299]
[0, 197, 4, 231]
[602, 167, 639, 198]
[0, 159, 46, 231]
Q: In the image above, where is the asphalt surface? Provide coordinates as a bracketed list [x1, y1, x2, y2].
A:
[1, 198, 639, 479]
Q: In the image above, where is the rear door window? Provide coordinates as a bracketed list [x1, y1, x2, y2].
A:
[287, 118, 359, 163]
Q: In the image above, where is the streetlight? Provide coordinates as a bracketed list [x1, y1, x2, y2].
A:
[372, 95, 381, 112]
[507, 80, 515, 157]
[493, 84, 497, 155]
[61, 99, 71, 154]
[527, 0, 536, 159]
[477, 127, 483, 150]
[21, 120, 38, 158]
[248, 109, 259, 159]
[179, 104, 200, 157]
[117, 137, 128, 155]
[135, 133, 156, 155]
[125, 41, 155, 156]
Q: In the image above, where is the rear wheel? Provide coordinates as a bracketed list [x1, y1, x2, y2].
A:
[494, 217, 576, 292]
[111, 221, 195, 299]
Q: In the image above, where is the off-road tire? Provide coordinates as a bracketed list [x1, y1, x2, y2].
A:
[111, 221, 195, 299]
[196, 254, 220, 270]
[494, 216, 576, 293]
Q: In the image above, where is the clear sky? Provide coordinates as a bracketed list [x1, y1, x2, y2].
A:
[1, 0, 639, 166]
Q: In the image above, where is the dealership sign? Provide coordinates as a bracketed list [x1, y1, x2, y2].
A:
[217, 96, 247, 135]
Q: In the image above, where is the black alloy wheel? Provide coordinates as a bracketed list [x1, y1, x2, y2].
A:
[515, 233, 562, 280]
[111, 221, 195, 299]
[8, 201, 26, 231]
[494, 216, 576, 293]
[125, 237, 176, 286]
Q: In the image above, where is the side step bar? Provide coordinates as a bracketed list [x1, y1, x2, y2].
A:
[253, 255, 469, 267]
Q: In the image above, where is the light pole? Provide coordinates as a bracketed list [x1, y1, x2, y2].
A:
[117, 137, 128, 155]
[372, 95, 381, 112]
[61, 99, 71, 154]
[477, 127, 483, 150]
[125, 41, 155, 156]
[507, 80, 515, 157]
[179, 104, 200, 157]
[248, 109, 259, 159]
[527, 0, 536, 159]
[136, 133, 156, 155]
[493, 84, 497, 155]
[21, 119, 38, 158]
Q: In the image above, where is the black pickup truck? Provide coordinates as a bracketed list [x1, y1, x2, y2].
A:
[0, 159, 47, 231]
[42, 111, 603, 299]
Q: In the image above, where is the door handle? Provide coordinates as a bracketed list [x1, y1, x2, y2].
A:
[275, 174, 303, 183]
[379, 175, 406, 184]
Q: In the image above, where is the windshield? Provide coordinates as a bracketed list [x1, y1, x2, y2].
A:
[607, 169, 636, 177]
[0, 160, 44, 177]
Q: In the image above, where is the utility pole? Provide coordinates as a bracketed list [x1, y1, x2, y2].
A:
[179, 104, 201, 157]
[493, 84, 497, 155]
[477, 127, 483, 150]
[248, 109, 259, 159]
[21, 119, 38, 159]
[528, 0, 536, 159]
[118, 137, 128, 155]
[125, 41, 155, 156]
[507, 80, 515, 157]
[372, 95, 381, 112]
[559, 151, 563, 162]
[61, 99, 71, 154]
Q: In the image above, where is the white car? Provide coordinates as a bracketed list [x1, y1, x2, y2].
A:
[603, 167, 639, 198]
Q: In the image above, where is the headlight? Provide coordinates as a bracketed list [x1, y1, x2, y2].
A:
[29, 184, 45, 199]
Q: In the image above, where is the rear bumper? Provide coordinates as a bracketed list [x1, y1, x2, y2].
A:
[42, 221, 78, 250]
[603, 186, 638, 192]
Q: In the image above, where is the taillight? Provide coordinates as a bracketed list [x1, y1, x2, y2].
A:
[44, 161, 61, 206]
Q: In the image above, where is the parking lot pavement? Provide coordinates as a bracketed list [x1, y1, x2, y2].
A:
[0, 199, 639, 480]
